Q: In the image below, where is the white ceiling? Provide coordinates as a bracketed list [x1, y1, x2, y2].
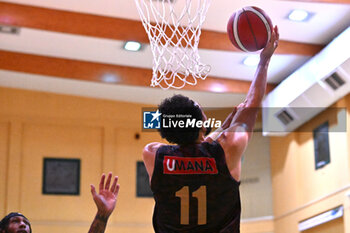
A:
[1, 0, 350, 106]
[0, 70, 246, 107]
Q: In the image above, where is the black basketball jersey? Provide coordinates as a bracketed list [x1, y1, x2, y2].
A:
[151, 141, 241, 233]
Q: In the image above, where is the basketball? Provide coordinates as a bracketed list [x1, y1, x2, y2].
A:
[227, 6, 273, 52]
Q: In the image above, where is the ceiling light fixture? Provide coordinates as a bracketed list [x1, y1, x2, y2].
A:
[101, 74, 120, 83]
[123, 41, 142, 52]
[210, 83, 227, 93]
[243, 55, 260, 67]
[288, 9, 311, 22]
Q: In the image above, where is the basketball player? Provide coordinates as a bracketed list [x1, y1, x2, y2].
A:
[0, 173, 119, 233]
[0, 213, 32, 233]
[143, 26, 279, 233]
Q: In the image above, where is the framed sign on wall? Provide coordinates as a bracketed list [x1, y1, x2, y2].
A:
[313, 122, 331, 170]
[136, 161, 153, 197]
[42, 158, 81, 195]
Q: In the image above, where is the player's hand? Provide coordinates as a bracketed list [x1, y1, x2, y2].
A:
[90, 172, 120, 219]
[260, 26, 279, 60]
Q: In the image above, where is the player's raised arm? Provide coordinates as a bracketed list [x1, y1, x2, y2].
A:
[207, 26, 279, 145]
[229, 26, 279, 136]
[88, 173, 120, 233]
[215, 26, 279, 181]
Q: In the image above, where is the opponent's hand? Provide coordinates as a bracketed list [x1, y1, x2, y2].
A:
[260, 26, 279, 60]
[221, 107, 237, 130]
[90, 173, 120, 219]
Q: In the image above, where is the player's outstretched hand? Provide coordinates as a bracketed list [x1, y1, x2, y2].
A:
[90, 172, 120, 219]
[260, 26, 279, 60]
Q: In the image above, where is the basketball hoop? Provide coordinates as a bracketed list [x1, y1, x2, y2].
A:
[134, 0, 211, 89]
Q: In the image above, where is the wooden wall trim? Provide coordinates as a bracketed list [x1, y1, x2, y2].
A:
[0, 2, 324, 56]
[0, 50, 276, 94]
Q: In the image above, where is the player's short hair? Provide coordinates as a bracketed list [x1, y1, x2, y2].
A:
[158, 94, 203, 145]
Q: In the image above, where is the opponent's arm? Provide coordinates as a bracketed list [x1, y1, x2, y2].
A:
[88, 173, 120, 233]
[205, 107, 237, 142]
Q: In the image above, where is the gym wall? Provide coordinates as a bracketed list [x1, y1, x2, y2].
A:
[0, 86, 158, 233]
[0, 86, 273, 233]
[270, 94, 350, 233]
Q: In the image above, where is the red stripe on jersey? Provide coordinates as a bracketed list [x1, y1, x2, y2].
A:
[163, 156, 218, 174]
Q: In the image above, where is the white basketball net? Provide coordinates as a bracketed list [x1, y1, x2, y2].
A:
[134, 0, 211, 89]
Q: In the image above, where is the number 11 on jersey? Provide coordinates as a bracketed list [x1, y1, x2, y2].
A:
[175, 185, 207, 225]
